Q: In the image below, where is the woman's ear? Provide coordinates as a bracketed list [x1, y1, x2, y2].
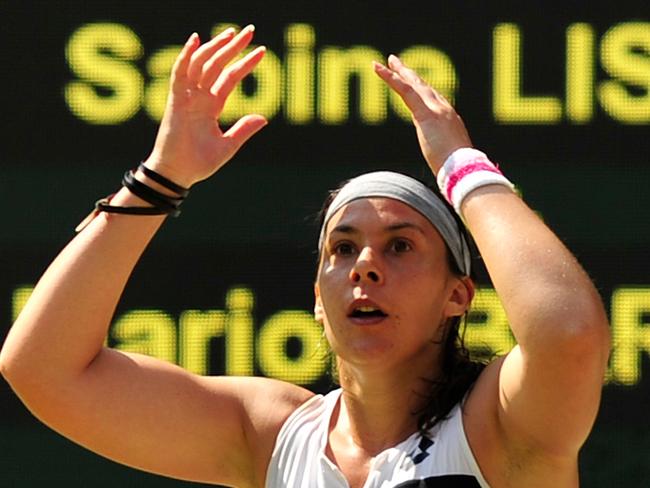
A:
[314, 283, 324, 323]
[444, 277, 475, 318]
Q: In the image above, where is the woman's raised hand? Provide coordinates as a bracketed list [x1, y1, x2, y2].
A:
[144, 26, 267, 188]
[374, 55, 472, 174]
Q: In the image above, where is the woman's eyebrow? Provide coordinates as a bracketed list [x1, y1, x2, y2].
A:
[329, 222, 426, 236]
[386, 222, 426, 235]
[330, 224, 357, 235]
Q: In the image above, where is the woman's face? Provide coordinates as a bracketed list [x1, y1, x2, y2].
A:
[315, 197, 471, 374]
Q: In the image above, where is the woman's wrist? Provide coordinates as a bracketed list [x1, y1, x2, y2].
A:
[141, 156, 197, 190]
[436, 147, 515, 215]
[75, 163, 190, 232]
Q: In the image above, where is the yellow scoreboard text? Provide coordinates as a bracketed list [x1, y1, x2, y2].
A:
[10, 284, 650, 387]
[64, 21, 650, 126]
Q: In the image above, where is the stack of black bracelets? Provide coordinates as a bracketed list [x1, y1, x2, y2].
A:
[76, 163, 189, 233]
[96, 163, 189, 218]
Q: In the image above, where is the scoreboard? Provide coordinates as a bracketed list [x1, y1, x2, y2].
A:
[1, 1, 649, 486]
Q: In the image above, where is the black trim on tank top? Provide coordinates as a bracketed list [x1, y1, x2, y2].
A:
[393, 474, 482, 487]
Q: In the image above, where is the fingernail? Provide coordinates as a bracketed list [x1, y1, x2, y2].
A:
[186, 32, 198, 44]
[224, 27, 236, 35]
[245, 24, 256, 33]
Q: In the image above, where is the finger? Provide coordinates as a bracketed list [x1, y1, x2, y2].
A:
[222, 114, 268, 154]
[210, 46, 266, 114]
[388, 55, 451, 107]
[374, 61, 430, 118]
[433, 89, 453, 108]
[372, 60, 405, 90]
[186, 28, 236, 83]
[387, 54, 423, 85]
[170, 33, 200, 86]
[198, 24, 256, 90]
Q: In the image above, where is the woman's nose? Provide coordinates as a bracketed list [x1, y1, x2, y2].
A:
[349, 247, 384, 284]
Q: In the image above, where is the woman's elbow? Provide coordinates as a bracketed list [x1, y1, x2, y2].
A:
[521, 288, 611, 373]
[0, 335, 29, 389]
[556, 302, 611, 375]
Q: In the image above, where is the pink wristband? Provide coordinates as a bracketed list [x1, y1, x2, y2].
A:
[436, 148, 514, 214]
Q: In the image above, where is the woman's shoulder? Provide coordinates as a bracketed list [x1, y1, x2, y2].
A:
[218, 375, 317, 429]
[275, 387, 340, 436]
[202, 375, 317, 487]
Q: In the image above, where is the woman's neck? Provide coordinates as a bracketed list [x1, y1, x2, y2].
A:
[331, 356, 440, 454]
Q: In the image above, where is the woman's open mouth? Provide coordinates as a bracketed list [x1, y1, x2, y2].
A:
[348, 303, 388, 324]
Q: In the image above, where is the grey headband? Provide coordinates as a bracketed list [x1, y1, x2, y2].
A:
[319, 171, 471, 276]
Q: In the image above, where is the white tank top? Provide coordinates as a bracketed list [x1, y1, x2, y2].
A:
[265, 388, 490, 487]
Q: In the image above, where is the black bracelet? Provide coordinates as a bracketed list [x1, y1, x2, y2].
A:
[95, 197, 170, 215]
[75, 195, 171, 233]
[122, 170, 183, 216]
[75, 165, 191, 233]
[138, 162, 190, 197]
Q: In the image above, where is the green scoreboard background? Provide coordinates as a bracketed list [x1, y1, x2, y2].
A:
[1, 1, 649, 486]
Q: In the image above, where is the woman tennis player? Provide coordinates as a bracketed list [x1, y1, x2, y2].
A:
[1, 26, 610, 487]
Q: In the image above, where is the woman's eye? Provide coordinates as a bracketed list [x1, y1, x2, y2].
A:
[334, 242, 355, 256]
[391, 239, 412, 253]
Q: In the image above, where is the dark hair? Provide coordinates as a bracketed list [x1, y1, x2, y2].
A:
[316, 175, 487, 434]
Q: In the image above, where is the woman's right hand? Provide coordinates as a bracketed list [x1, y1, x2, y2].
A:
[144, 26, 268, 188]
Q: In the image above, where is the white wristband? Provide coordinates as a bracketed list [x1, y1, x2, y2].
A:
[436, 148, 515, 214]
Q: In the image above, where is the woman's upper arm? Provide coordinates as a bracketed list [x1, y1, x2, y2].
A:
[465, 330, 607, 486]
[496, 337, 607, 457]
[461, 187, 610, 480]
[28, 347, 312, 487]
